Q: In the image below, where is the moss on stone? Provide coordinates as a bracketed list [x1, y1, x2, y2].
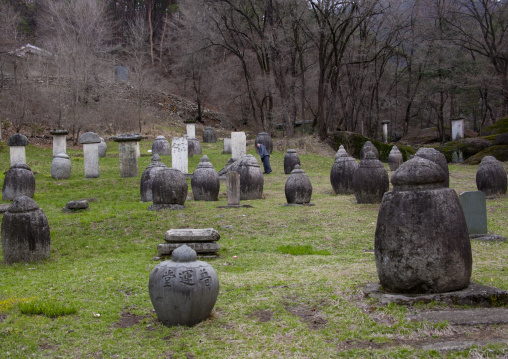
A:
[437, 138, 493, 162]
[462, 145, 508, 165]
[482, 117, 508, 135]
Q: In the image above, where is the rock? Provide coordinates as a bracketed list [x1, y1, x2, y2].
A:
[2, 163, 36, 201]
[476, 155, 507, 196]
[352, 151, 389, 203]
[285, 165, 312, 204]
[191, 155, 220, 201]
[284, 149, 300, 175]
[388, 145, 403, 171]
[64, 200, 90, 211]
[164, 228, 220, 242]
[495, 133, 508, 145]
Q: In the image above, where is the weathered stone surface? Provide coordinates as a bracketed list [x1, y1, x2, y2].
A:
[149, 245, 219, 326]
[222, 138, 231, 154]
[117, 140, 138, 178]
[330, 150, 358, 195]
[495, 132, 508, 145]
[415, 147, 450, 187]
[237, 155, 264, 200]
[82, 142, 100, 178]
[140, 154, 167, 202]
[0, 204, 11, 213]
[113, 133, 142, 142]
[1, 196, 51, 264]
[451, 118, 465, 141]
[2, 163, 36, 201]
[255, 132, 273, 154]
[79, 132, 101, 144]
[164, 228, 220, 243]
[476, 155, 507, 196]
[7, 133, 28, 147]
[469, 234, 506, 242]
[51, 130, 68, 156]
[152, 136, 171, 156]
[157, 242, 220, 254]
[9, 146, 26, 166]
[285, 165, 312, 204]
[171, 137, 188, 173]
[284, 149, 300, 175]
[360, 141, 379, 160]
[187, 137, 202, 156]
[460, 191, 487, 235]
[231, 132, 246, 160]
[186, 124, 196, 138]
[152, 168, 188, 206]
[352, 152, 389, 203]
[49, 129, 69, 136]
[203, 127, 217, 143]
[51, 153, 72, 180]
[191, 155, 220, 201]
[98, 138, 107, 158]
[375, 157, 472, 294]
[388, 145, 403, 171]
[226, 171, 240, 206]
[65, 200, 89, 210]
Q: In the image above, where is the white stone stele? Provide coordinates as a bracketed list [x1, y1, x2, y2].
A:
[231, 132, 246, 161]
[382, 124, 389, 143]
[223, 138, 232, 154]
[186, 124, 196, 138]
[10, 146, 26, 166]
[451, 118, 465, 141]
[83, 143, 100, 178]
[52, 135, 67, 156]
[136, 141, 141, 158]
[172, 137, 188, 174]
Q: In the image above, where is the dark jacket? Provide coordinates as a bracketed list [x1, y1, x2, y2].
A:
[258, 144, 269, 158]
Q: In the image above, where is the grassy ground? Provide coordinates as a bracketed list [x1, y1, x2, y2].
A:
[0, 138, 507, 358]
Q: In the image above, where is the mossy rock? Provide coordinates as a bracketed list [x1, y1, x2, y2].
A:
[328, 131, 415, 162]
[437, 138, 493, 162]
[462, 145, 508, 165]
[481, 117, 508, 136]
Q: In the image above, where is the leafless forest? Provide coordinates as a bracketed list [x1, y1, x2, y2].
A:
[0, 0, 507, 142]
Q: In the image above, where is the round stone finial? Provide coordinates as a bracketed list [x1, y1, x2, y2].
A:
[171, 245, 198, 262]
[364, 150, 377, 159]
[152, 154, 162, 163]
[391, 157, 446, 190]
[200, 155, 210, 163]
[7, 133, 29, 146]
[7, 196, 39, 213]
[291, 164, 304, 174]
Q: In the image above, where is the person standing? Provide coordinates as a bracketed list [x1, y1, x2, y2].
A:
[257, 143, 272, 174]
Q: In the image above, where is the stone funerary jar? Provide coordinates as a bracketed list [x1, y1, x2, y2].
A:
[352, 151, 389, 203]
[2, 163, 36, 201]
[255, 132, 273, 154]
[330, 147, 358, 195]
[284, 149, 300, 174]
[191, 156, 220, 201]
[476, 156, 507, 196]
[140, 154, 168, 202]
[285, 165, 312, 204]
[237, 155, 264, 200]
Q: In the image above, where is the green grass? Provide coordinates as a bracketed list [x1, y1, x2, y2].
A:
[277, 244, 331, 255]
[18, 298, 77, 317]
[0, 136, 507, 358]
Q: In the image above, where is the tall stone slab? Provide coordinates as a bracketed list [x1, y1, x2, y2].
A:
[114, 133, 142, 178]
[226, 171, 241, 206]
[451, 118, 465, 141]
[186, 124, 196, 138]
[381, 121, 390, 143]
[223, 138, 232, 154]
[7, 133, 29, 166]
[79, 132, 101, 178]
[231, 132, 246, 161]
[172, 137, 188, 174]
[459, 191, 487, 235]
[50, 129, 68, 156]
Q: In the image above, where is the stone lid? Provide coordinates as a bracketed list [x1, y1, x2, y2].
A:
[480, 155, 498, 164]
[197, 155, 214, 169]
[113, 133, 142, 142]
[49, 129, 69, 136]
[391, 157, 446, 190]
[287, 149, 297, 153]
[258, 132, 270, 135]
[290, 164, 305, 174]
[79, 132, 101, 144]
[54, 153, 70, 159]
[381, 120, 391, 125]
[335, 145, 348, 158]
[389, 145, 401, 154]
[155, 135, 167, 140]
[171, 244, 197, 262]
[240, 154, 260, 167]
[146, 154, 167, 170]
[204, 126, 213, 130]
[8, 196, 39, 213]
[10, 163, 31, 171]
[7, 133, 29, 146]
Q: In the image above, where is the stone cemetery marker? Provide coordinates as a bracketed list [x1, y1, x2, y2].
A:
[360, 141, 379, 160]
[459, 191, 487, 235]
[285, 165, 312, 204]
[231, 132, 246, 161]
[388, 145, 403, 171]
[187, 137, 202, 156]
[255, 132, 273, 154]
[203, 127, 217, 143]
[51, 153, 72, 180]
[149, 245, 219, 326]
[330, 149, 358, 195]
[50, 129, 68, 156]
[284, 149, 300, 174]
[2, 196, 51, 264]
[352, 151, 389, 204]
[152, 135, 171, 156]
[415, 147, 449, 187]
[157, 228, 221, 257]
[140, 154, 167, 202]
[476, 156, 507, 196]
[238, 155, 264, 200]
[186, 124, 196, 138]
[334, 145, 347, 160]
[375, 157, 472, 293]
[7, 133, 28, 166]
[2, 163, 36, 201]
[151, 168, 188, 208]
[79, 132, 101, 178]
[226, 171, 241, 206]
[451, 118, 465, 141]
[223, 138, 232, 154]
[191, 155, 220, 201]
[114, 134, 141, 178]
[98, 137, 107, 158]
[381, 120, 390, 143]
[172, 137, 188, 174]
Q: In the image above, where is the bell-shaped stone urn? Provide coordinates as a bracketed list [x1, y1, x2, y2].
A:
[284, 149, 300, 174]
[149, 245, 219, 327]
[140, 154, 168, 202]
[415, 147, 449, 187]
[388, 145, 403, 171]
[2, 163, 36, 201]
[360, 141, 379, 160]
[187, 137, 202, 156]
[51, 153, 72, 180]
[352, 151, 389, 203]
[255, 132, 273, 154]
[1, 196, 51, 264]
[98, 137, 107, 158]
[237, 155, 264, 200]
[152, 136, 171, 156]
[203, 127, 217, 143]
[285, 165, 312, 204]
[330, 150, 359, 195]
[375, 157, 472, 293]
[476, 156, 507, 196]
[152, 168, 188, 207]
[191, 155, 220, 201]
